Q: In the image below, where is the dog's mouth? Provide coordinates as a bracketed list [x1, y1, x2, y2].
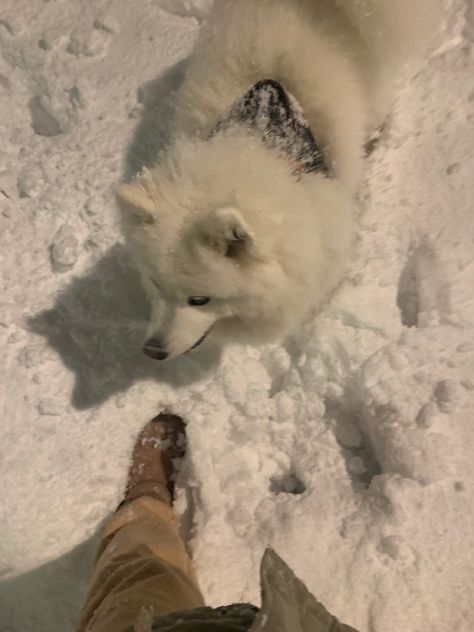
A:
[184, 327, 213, 355]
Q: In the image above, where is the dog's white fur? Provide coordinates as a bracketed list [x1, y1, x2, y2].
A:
[117, 0, 439, 359]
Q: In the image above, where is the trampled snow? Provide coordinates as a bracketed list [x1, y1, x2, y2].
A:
[0, 1, 473, 630]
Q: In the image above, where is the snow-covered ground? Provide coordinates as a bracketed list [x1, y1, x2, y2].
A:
[1, 1, 473, 630]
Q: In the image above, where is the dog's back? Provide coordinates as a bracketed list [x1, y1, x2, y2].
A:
[173, 0, 440, 190]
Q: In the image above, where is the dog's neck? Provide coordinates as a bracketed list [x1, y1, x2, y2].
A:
[212, 79, 330, 177]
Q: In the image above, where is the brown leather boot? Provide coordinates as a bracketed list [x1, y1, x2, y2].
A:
[121, 413, 186, 507]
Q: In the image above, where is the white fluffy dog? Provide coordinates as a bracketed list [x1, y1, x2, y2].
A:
[117, 0, 439, 360]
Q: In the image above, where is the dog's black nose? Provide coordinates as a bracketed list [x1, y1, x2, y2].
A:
[143, 339, 168, 361]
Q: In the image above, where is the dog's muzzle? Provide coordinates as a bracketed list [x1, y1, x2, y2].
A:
[143, 338, 168, 361]
[143, 327, 212, 361]
[186, 329, 211, 353]
[181, 326, 214, 356]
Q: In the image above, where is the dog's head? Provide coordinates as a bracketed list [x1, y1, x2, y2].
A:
[116, 131, 332, 360]
[116, 81, 349, 360]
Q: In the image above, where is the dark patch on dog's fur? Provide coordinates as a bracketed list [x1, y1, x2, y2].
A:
[213, 79, 330, 176]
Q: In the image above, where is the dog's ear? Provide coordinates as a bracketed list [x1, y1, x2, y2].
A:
[198, 207, 255, 259]
[114, 178, 157, 224]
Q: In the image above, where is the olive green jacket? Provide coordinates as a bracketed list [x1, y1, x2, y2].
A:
[132, 549, 359, 632]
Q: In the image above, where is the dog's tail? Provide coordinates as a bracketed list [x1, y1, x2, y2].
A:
[336, 0, 442, 60]
[336, 0, 442, 68]
[334, 0, 442, 118]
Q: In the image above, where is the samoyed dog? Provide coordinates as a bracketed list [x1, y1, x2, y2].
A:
[117, 0, 439, 360]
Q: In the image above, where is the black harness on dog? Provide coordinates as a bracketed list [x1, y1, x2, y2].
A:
[212, 79, 330, 177]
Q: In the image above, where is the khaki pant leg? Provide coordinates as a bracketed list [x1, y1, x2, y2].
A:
[77, 496, 205, 632]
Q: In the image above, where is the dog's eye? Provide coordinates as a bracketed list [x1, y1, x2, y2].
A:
[151, 279, 160, 289]
[188, 296, 210, 306]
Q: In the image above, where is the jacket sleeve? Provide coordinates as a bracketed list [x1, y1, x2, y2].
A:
[251, 549, 360, 632]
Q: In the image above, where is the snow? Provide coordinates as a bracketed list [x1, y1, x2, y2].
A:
[0, 1, 473, 631]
